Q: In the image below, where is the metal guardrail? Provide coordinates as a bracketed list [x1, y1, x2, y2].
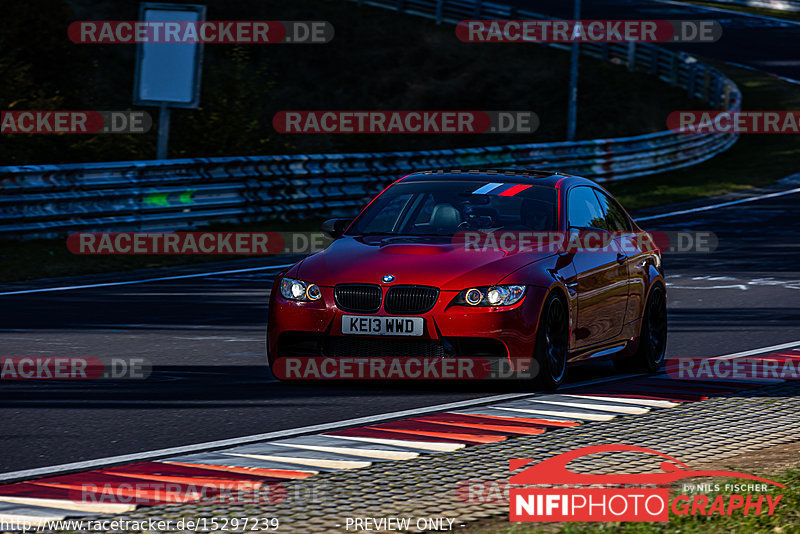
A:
[0, 0, 741, 237]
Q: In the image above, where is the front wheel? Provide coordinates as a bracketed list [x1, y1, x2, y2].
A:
[531, 293, 570, 391]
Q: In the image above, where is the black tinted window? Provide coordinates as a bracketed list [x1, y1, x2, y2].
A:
[594, 190, 631, 232]
[567, 186, 607, 230]
[349, 180, 557, 236]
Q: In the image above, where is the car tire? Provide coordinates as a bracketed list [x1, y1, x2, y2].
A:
[531, 292, 570, 391]
[615, 284, 667, 374]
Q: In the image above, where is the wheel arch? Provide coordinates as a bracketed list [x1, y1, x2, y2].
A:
[540, 283, 573, 350]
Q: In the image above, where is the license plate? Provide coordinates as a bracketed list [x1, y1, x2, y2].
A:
[342, 315, 424, 336]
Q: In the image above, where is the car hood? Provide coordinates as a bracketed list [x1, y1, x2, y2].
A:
[296, 236, 554, 290]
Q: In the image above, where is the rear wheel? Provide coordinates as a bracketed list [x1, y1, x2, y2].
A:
[532, 293, 569, 391]
[615, 284, 667, 373]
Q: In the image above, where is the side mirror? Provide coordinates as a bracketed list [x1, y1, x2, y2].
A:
[321, 218, 350, 239]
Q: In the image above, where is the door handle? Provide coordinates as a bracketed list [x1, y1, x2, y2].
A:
[616, 253, 627, 265]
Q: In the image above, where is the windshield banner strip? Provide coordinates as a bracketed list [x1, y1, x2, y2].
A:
[472, 182, 504, 194]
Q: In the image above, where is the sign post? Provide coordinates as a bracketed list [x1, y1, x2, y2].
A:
[566, 0, 581, 141]
[156, 102, 170, 159]
[133, 2, 205, 159]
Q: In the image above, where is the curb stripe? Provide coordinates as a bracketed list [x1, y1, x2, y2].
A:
[562, 394, 679, 408]
[416, 412, 559, 428]
[102, 462, 272, 482]
[488, 406, 613, 421]
[269, 443, 419, 461]
[371, 419, 516, 436]
[322, 435, 464, 452]
[164, 453, 332, 473]
[223, 453, 371, 470]
[162, 463, 315, 479]
[362, 427, 505, 444]
[327, 427, 479, 445]
[452, 409, 581, 427]
[412, 419, 545, 435]
[529, 399, 649, 414]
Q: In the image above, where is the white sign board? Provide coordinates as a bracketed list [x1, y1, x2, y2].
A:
[133, 3, 205, 108]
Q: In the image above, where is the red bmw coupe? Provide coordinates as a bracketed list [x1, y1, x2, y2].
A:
[267, 169, 666, 390]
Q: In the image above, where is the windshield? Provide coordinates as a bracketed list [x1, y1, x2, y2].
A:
[348, 180, 557, 237]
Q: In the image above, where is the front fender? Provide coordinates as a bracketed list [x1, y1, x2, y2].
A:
[499, 253, 578, 351]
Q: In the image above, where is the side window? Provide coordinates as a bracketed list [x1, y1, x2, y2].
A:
[567, 186, 608, 230]
[594, 190, 632, 233]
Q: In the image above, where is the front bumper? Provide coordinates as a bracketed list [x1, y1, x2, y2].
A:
[267, 283, 548, 370]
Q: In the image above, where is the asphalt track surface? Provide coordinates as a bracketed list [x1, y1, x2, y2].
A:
[511, 0, 800, 81]
[1, 176, 799, 475]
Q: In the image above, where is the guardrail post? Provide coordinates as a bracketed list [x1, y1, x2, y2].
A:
[722, 83, 732, 110]
[710, 76, 720, 108]
[670, 54, 679, 86]
[473, 0, 483, 17]
[626, 42, 636, 71]
[687, 63, 697, 99]
[435, 0, 444, 23]
[650, 48, 659, 76]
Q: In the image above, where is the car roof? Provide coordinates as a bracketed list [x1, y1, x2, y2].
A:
[400, 169, 599, 189]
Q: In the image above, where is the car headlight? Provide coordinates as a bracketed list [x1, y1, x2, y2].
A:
[454, 285, 526, 307]
[280, 278, 322, 302]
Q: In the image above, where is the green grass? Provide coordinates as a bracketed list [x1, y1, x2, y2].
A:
[605, 62, 800, 210]
[464, 470, 800, 534]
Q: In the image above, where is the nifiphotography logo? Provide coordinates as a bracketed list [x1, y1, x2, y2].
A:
[509, 444, 784, 522]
